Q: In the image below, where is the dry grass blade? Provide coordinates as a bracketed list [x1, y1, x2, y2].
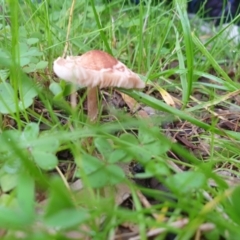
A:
[154, 84, 176, 108]
[62, 0, 76, 108]
[62, 0, 76, 58]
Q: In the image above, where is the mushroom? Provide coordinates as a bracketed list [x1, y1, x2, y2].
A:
[53, 50, 145, 121]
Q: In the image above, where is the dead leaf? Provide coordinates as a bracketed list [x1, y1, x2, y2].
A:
[155, 85, 176, 107]
[119, 91, 140, 112]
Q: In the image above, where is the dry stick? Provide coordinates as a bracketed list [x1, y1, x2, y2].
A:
[129, 219, 215, 240]
[62, 0, 77, 108]
[136, 191, 159, 220]
[129, 218, 189, 240]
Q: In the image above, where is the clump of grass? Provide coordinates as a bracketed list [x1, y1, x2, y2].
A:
[0, 0, 240, 239]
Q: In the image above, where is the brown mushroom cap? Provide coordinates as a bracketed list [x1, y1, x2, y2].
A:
[53, 50, 145, 89]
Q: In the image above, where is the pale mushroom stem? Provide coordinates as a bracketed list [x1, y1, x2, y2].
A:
[87, 86, 99, 121]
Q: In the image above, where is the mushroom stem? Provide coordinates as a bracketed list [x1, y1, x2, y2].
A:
[87, 86, 99, 121]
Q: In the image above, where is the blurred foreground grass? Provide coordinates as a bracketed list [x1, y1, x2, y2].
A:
[0, 0, 240, 239]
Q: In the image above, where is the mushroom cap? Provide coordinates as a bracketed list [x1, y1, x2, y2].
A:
[53, 50, 145, 89]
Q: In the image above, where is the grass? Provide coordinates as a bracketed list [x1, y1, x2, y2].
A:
[0, 0, 240, 239]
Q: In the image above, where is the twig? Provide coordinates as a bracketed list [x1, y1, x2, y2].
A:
[129, 218, 189, 240]
[136, 191, 159, 220]
[129, 218, 215, 240]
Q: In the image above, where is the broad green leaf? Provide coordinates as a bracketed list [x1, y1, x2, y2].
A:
[0, 194, 18, 208]
[80, 154, 125, 188]
[204, 229, 221, 240]
[132, 147, 151, 163]
[45, 177, 75, 217]
[21, 123, 39, 141]
[44, 209, 89, 229]
[80, 154, 104, 175]
[138, 126, 171, 156]
[106, 164, 125, 185]
[145, 141, 170, 156]
[23, 64, 36, 73]
[17, 172, 35, 217]
[31, 151, 58, 170]
[0, 130, 21, 151]
[230, 186, 240, 222]
[166, 171, 207, 194]
[30, 56, 39, 64]
[36, 61, 48, 69]
[21, 75, 38, 101]
[94, 137, 112, 159]
[3, 158, 21, 174]
[49, 82, 63, 96]
[0, 77, 38, 114]
[30, 137, 59, 152]
[61, 81, 82, 96]
[120, 133, 138, 145]
[0, 69, 9, 81]
[0, 173, 18, 192]
[0, 207, 32, 228]
[20, 57, 30, 67]
[145, 161, 170, 176]
[0, 82, 16, 113]
[18, 98, 34, 111]
[86, 164, 125, 188]
[0, 49, 11, 67]
[19, 26, 27, 38]
[108, 149, 132, 163]
[19, 42, 28, 55]
[138, 126, 156, 144]
[86, 167, 109, 188]
[21, 47, 42, 57]
[27, 38, 39, 45]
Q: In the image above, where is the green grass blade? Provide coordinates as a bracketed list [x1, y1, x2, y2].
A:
[121, 89, 223, 136]
[175, 0, 194, 107]
[90, 0, 112, 54]
[192, 32, 240, 90]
